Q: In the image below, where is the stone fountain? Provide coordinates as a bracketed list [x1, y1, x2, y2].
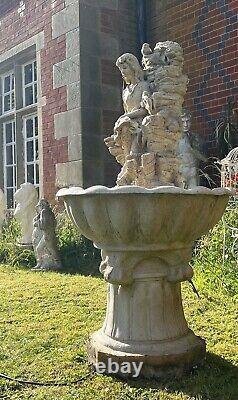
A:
[57, 41, 230, 378]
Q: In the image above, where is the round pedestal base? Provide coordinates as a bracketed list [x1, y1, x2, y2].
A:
[88, 329, 206, 379]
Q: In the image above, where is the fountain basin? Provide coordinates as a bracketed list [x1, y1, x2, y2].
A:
[57, 185, 230, 378]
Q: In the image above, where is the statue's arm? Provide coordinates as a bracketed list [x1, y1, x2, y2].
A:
[125, 107, 148, 119]
[191, 147, 208, 162]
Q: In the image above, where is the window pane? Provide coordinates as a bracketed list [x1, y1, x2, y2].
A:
[4, 94, 10, 112]
[4, 76, 10, 93]
[27, 164, 34, 184]
[5, 123, 13, 143]
[25, 85, 34, 106]
[24, 63, 33, 85]
[7, 189, 14, 209]
[11, 92, 15, 109]
[27, 141, 34, 162]
[35, 138, 39, 160]
[36, 163, 39, 185]
[6, 146, 13, 165]
[6, 167, 14, 187]
[35, 116, 38, 135]
[26, 118, 33, 138]
[34, 83, 38, 103]
[33, 61, 37, 81]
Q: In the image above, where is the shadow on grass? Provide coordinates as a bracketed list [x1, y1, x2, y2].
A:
[123, 353, 238, 400]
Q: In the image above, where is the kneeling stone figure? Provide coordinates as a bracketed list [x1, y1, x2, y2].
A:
[32, 199, 62, 271]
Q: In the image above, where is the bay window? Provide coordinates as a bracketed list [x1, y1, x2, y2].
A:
[0, 51, 39, 208]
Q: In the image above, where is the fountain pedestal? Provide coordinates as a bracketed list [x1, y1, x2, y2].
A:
[57, 185, 230, 378]
[89, 248, 205, 378]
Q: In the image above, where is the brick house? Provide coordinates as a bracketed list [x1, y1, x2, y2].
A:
[0, 0, 237, 208]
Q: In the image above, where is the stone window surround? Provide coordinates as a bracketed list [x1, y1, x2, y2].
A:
[1, 70, 15, 115]
[23, 114, 39, 189]
[0, 32, 44, 207]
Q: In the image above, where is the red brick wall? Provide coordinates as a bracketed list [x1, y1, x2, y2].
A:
[148, 0, 238, 155]
[0, 0, 68, 204]
[0, 0, 18, 17]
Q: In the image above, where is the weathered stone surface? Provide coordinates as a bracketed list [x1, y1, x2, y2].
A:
[54, 109, 81, 139]
[67, 82, 81, 110]
[14, 183, 38, 246]
[68, 133, 82, 161]
[66, 28, 80, 58]
[56, 160, 83, 187]
[52, 3, 79, 39]
[65, 0, 79, 6]
[53, 54, 80, 88]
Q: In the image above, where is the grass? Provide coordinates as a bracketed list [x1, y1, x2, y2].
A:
[0, 262, 237, 400]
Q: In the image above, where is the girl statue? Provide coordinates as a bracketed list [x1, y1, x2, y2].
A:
[104, 53, 150, 185]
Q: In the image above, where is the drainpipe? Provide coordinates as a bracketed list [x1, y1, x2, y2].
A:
[136, 0, 147, 60]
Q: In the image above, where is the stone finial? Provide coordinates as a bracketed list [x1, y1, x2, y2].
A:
[14, 183, 38, 247]
[0, 189, 6, 235]
[32, 199, 62, 271]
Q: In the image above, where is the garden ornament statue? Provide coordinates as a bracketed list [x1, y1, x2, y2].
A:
[0, 189, 6, 235]
[57, 41, 231, 378]
[14, 183, 38, 247]
[179, 108, 207, 188]
[32, 199, 62, 271]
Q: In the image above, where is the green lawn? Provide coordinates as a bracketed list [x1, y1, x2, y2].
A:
[0, 264, 237, 400]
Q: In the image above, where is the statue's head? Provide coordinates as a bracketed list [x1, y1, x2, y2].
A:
[36, 198, 50, 213]
[116, 53, 144, 84]
[14, 182, 38, 208]
[181, 108, 192, 133]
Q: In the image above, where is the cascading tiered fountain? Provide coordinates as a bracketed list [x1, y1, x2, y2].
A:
[57, 41, 231, 378]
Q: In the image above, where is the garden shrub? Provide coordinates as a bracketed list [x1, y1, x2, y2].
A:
[0, 217, 35, 268]
[57, 212, 101, 273]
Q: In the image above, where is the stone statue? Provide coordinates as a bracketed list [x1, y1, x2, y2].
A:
[104, 41, 189, 188]
[32, 199, 62, 271]
[0, 189, 6, 235]
[179, 109, 207, 188]
[14, 183, 38, 247]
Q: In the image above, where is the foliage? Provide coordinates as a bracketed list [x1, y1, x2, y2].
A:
[0, 218, 35, 268]
[192, 204, 238, 296]
[215, 97, 238, 159]
[57, 212, 101, 273]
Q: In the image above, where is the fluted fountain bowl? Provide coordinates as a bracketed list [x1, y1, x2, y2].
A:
[57, 185, 231, 379]
[57, 185, 230, 251]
